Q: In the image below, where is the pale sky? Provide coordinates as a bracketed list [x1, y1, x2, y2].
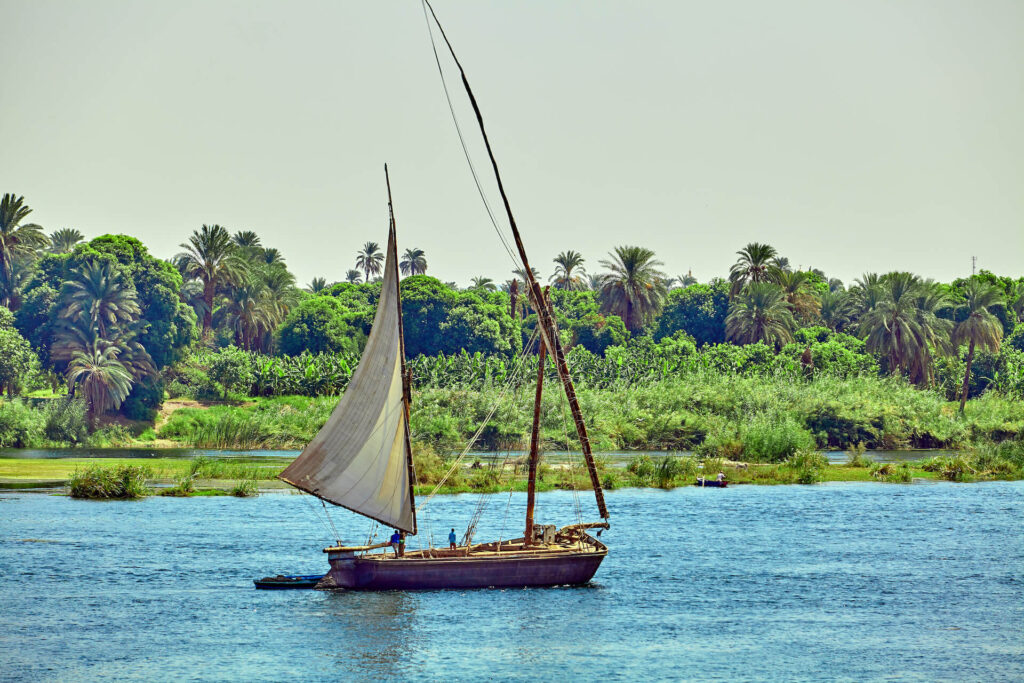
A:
[2, 0, 1022, 288]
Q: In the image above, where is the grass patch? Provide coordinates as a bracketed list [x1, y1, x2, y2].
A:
[68, 464, 150, 499]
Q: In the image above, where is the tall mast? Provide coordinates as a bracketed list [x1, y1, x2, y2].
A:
[423, 1, 608, 519]
[524, 313, 547, 543]
[385, 164, 418, 535]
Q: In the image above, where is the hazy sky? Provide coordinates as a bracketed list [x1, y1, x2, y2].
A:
[3, 0, 1022, 288]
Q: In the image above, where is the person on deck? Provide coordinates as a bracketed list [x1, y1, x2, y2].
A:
[716, 472, 725, 483]
[390, 530, 401, 557]
[449, 528, 457, 550]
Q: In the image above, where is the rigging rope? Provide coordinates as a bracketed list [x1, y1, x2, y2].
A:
[416, 327, 539, 512]
[420, 0, 520, 271]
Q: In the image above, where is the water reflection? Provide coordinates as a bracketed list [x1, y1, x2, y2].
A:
[320, 591, 419, 674]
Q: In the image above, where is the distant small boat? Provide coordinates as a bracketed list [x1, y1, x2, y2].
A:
[254, 574, 324, 589]
[695, 478, 727, 488]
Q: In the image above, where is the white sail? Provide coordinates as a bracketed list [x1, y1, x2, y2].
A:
[279, 227, 416, 533]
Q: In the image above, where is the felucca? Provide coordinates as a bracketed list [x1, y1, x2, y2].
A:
[279, 4, 609, 590]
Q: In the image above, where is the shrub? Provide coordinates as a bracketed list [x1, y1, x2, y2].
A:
[43, 397, 88, 443]
[845, 442, 872, 467]
[0, 400, 45, 447]
[69, 464, 150, 499]
[230, 479, 259, 497]
[207, 346, 254, 398]
[739, 415, 816, 463]
[785, 450, 827, 484]
[870, 462, 912, 483]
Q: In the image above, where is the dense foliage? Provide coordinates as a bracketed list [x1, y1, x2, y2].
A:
[0, 192, 1021, 450]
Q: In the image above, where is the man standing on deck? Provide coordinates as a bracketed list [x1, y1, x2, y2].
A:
[449, 528, 457, 550]
[390, 530, 401, 557]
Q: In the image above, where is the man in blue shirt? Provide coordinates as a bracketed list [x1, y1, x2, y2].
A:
[390, 530, 401, 557]
[448, 528, 457, 550]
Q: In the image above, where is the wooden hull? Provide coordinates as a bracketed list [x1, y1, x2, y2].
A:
[321, 537, 607, 591]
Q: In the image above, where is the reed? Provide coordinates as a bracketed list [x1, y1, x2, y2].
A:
[68, 464, 151, 499]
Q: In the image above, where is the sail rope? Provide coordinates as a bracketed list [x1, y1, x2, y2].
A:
[299, 491, 341, 544]
[416, 327, 539, 512]
[420, 0, 519, 270]
[460, 337, 534, 547]
[321, 499, 342, 546]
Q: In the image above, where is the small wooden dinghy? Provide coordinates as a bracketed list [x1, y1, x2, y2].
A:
[253, 574, 324, 589]
[695, 478, 728, 488]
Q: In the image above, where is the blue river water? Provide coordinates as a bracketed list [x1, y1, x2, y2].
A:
[1, 482, 1022, 681]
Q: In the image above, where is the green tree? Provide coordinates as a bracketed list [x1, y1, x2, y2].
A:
[470, 276, 496, 291]
[597, 246, 667, 332]
[725, 282, 796, 348]
[728, 242, 779, 298]
[952, 280, 1005, 413]
[550, 250, 587, 291]
[0, 194, 50, 308]
[818, 289, 854, 332]
[775, 270, 821, 323]
[66, 340, 134, 422]
[232, 230, 262, 248]
[355, 242, 384, 283]
[654, 281, 730, 346]
[49, 228, 84, 254]
[0, 310, 38, 397]
[345, 269, 363, 284]
[857, 272, 952, 385]
[400, 247, 428, 276]
[177, 225, 246, 334]
[277, 297, 360, 356]
[59, 259, 140, 338]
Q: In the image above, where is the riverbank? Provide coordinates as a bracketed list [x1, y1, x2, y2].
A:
[3, 444, 1021, 497]
[3, 371, 1024, 458]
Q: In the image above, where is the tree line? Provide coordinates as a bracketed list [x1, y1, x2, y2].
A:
[1, 192, 1022, 423]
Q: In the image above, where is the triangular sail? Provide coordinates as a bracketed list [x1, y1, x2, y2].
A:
[279, 227, 416, 533]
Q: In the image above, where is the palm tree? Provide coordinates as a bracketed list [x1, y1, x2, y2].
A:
[952, 280, 1005, 413]
[819, 289, 854, 332]
[858, 272, 952, 385]
[550, 250, 587, 290]
[307, 277, 328, 293]
[60, 259, 141, 338]
[50, 228, 84, 254]
[828, 278, 844, 293]
[677, 271, 697, 288]
[470, 276, 496, 291]
[728, 242, 779, 298]
[400, 248, 428, 276]
[772, 256, 792, 273]
[232, 231, 262, 248]
[597, 246, 667, 332]
[775, 270, 821, 323]
[725, 282, 795, 348]
[177, 225, 246, 334]
[355, 242, 383, 283]
[262, 248, 285, 266]
[65, 340, 134, 422]
[345, 269, 363, 284]
[0, 194, 50, 307]
[220, 280, 272, 350]
[586, 273, 605, 291]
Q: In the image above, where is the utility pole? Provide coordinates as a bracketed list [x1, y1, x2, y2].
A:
[972, 256, 977, 276]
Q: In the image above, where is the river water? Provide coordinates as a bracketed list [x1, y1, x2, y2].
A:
[1, 482, 1022, 681]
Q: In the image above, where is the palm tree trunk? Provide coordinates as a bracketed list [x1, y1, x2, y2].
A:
[959, 339, 975, 415]
[203, 279, 214, 334]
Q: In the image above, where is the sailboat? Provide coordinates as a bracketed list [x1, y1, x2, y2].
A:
[278, 3, 610, 590]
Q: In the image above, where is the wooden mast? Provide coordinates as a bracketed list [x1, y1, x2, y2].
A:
[524, 300, 548, 544]
[423, 1, 608, 519]
[385, 164, 418, 535]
